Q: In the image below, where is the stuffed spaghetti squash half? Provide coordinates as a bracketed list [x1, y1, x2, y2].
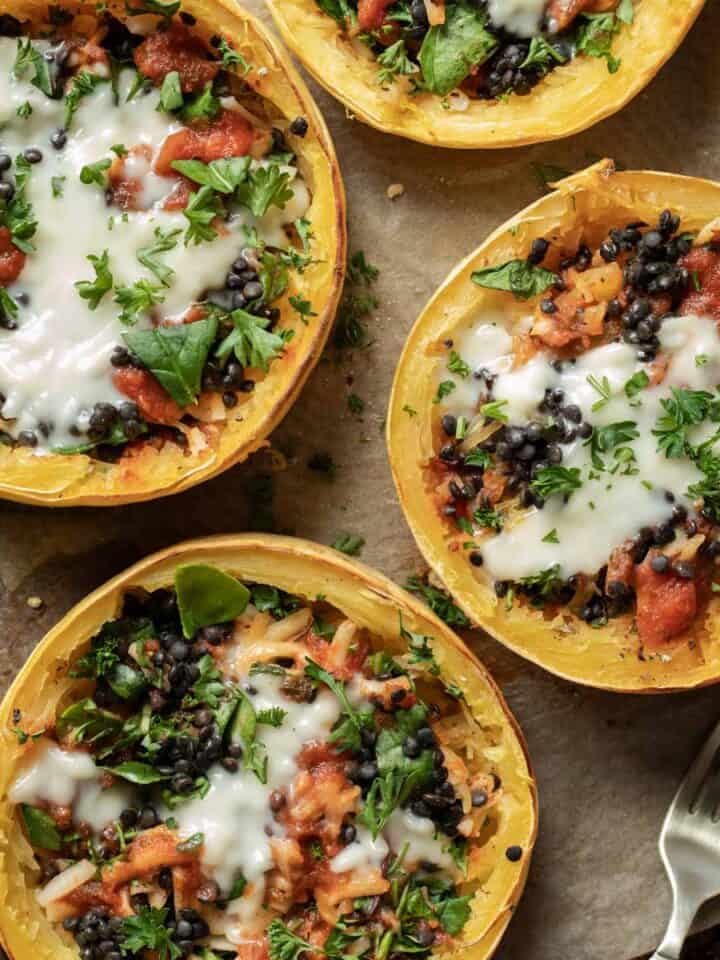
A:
[0, 0, 345, 506]
[266, 0, 704, 148]
[0, 535, 536, 960]
[389, 161, 720, 691]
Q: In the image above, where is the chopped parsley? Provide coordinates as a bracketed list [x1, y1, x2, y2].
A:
[587, 373, 612, 411]
[473, 506, 503, 530]
[214, 307, 289, 371]
[114, 279, 165, 325]
[434, 380, 456, 403]
[624, 369, 650, 400]
[75, 250, 113, 310]
[447, 350, 469, 378]
[305, 659, 374, 753]
[531, 465, 582, 500]
[79, 158, 111, 188]
[64, 71, 106, 127]
[121, 908, 181, 960]
[652, 387, 719, 458]
[480, 399, 508, 423]
[137, 226, 182, 286]
[331, 532, 365, 556]
[405, 576, 470, 628]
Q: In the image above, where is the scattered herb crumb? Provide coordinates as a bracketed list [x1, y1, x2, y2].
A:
[331, 533, 365, 556]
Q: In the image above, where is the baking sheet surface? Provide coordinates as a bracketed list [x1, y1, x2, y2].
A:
[2, 4, 720, 956]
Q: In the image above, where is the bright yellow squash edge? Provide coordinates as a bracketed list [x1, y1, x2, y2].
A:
[266, 0, 704, 149]
[0, 0, 346, 506]
[388, 160, 720, 692]
[0, 534, 537, 960]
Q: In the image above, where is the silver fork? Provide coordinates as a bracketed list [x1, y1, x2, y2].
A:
[651, 717, 720, 960]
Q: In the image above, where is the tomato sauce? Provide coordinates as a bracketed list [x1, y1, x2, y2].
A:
[358, 0, 394, 30]
[154, 110, 255, 176]
[0, 226, 25, 285]
[113, 367, 182, 424]
[679, 245, 720, 321]
[635, 554, 697, 648]
[133, 25, 219, 93]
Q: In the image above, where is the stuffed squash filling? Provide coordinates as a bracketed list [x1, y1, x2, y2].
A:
[432, 209, 720, 650]
[0, 7, 316, 458]
[8, 562, 516, 960]
[313, 0, 634, 102]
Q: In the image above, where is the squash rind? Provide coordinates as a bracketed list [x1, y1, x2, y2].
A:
[387, 160, 720, 692]
[0, 0, 346, 506]
[0, 533, 537, 960]
[265, 0, 705, 149]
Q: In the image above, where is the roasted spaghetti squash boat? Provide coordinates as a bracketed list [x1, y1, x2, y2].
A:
[266, 0, 704, 148]
[0, 535, 536, 960]
[389, 161, 720, 692]
[0, 0, 344, 506]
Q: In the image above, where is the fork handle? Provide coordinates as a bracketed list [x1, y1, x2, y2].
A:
[649, 893, 700, 960]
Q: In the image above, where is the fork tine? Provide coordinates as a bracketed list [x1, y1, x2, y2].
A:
[669, 717, 720, 818]
[692, 748, 720, 817]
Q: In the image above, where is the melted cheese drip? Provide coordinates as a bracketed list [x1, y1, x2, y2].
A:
[0, 38, 309, 449]
[330, 809, 455, 875]
[439, 313, 720, 581]
[9, 740, 135, 832]
[487, 0, 547, 36]
[170, 673, 340, 903]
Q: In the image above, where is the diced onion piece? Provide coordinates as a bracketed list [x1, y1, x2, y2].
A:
[36, 859, 95, 908]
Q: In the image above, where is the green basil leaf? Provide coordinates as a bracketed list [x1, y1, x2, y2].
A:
[418, 3, 498, 96]
[175, 563, 250, 638]
[106, 761, 170, 784]
[123, 315, 217, 406]
[21, 804, 61, 850]
[471, 259, 556, 300]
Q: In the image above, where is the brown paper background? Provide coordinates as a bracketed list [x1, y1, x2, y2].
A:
[2, 3, 720, 956]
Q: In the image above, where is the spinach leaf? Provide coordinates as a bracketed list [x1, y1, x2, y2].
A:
[175, 563, 250, 638]
[106, 761, 170, 784]
[418, 3, 497, 96]
[107, 663, 147, 700]
[471, 259, 557, 300]
[21, 805, 61, 850]
[123, 316, 218, 406]
[435, 895, 472, 935]
[56, 698, 125, 747]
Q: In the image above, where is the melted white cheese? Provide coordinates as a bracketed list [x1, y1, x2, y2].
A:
[330, 826, 389, 874]
[0, 38, 309, 449]
[170, 673, 340, 900]
[384, 809, 455, 871]
[487, 0, 547, 36]
[441, 313, 720, 581]
[329, 810, 455, 875]
[9, 739, 134, 832]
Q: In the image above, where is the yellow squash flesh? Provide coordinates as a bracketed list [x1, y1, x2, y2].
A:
[0, 534, 537, 960]
[266, 0, 704, 149]
[0, 0, 346, 506]
[388, 160, 720, 692]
